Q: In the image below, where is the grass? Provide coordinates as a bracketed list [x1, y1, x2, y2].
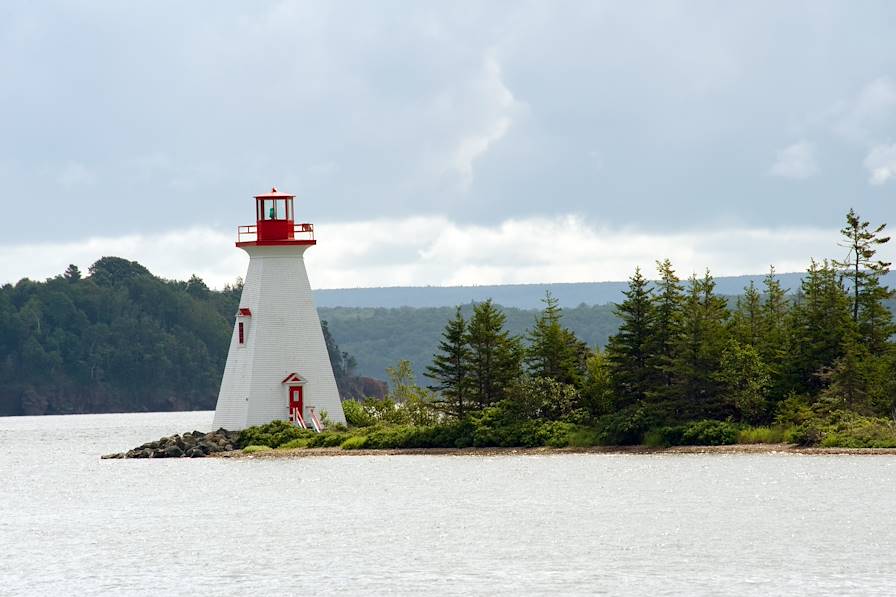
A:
[242, 445, 273, 454]
[340, 435, 368, 450]
[737, 426, 790, 444]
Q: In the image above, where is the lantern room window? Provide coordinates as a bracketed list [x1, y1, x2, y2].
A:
[257, 198, 293, 221]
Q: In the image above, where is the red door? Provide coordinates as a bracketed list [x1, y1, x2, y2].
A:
[289, 386, 303, 421]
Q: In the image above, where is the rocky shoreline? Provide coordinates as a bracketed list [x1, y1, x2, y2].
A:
[218, 443, 896, 459]
[102, 429, 241, 459]
[103, 437, 896, 459]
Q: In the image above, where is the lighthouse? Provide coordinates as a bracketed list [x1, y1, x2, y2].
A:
[212, 187, 346, 430]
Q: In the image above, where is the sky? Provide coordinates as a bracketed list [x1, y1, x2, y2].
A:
[0, 1, 893, 289]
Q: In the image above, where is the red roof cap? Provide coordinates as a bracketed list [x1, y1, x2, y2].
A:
[254, 186, 295, 199]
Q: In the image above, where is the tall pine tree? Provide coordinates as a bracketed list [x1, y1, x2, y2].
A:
[671, 270, 729, 417]
[606, 268, 654, 406]
[647, 259, 684, 403]
[466, 300, 523, 409]
[525, 291, 588, 386]
[425, 307, 471, 419]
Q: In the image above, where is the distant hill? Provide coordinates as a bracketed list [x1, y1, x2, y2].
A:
[320, 303, 620, 386]
[314, 272, 896, 309]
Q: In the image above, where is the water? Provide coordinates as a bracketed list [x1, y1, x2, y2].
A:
[2, 412, 895, 596]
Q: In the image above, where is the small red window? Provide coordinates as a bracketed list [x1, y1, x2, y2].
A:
[238, 321, 245, 344]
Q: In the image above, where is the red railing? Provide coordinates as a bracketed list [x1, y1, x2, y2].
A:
[237, 223, 315, 243]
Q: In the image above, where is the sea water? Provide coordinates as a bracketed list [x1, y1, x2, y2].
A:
[1, 411, 895, 596]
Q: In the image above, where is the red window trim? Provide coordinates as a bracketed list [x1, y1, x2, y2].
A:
[238, 321, 245, 344]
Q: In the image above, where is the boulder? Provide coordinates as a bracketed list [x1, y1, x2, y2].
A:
[187, 447, 205, 458]
[165, 445, 184, 457]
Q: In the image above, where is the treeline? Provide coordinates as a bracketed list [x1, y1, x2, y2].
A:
[0, 257, 367, 415]
[329, 209, 895, 449]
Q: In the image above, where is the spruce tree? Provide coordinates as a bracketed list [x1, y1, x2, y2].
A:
[648, 259, 684, 399]
[425, 307, 472, 419]
[731, 281, 763, 346]
[672, 270, 729, 417]
[466, 300, 523, 409]
[833, 208, 891, 322]
[786, 260, 853, 394]
[760, 267, 792, 401]
[525, 291, 588, 386]
[606, 268, 654, 406]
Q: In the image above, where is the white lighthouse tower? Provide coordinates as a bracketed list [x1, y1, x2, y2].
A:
[213, 187, 345, 430]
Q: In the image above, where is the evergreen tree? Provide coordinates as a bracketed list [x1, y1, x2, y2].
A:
[525, 291, 588, 386]
[606, 268, 654, 406]
[856, 274, 895, 356]
[730, 281, 763, 346]
[648, 259, 684, 399]
[63, 264, 81, 282]
[671, 270, 729, 417]
[786, 260, 853, 394]
[466, 300, 523, 409]
[759, 267, 790, 373]
[833, 208, 891, 322]
[816, 337, 872, 413]
[425, 307, 471, 419]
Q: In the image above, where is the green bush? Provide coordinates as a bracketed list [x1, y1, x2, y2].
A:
[679, 420, 738, 445]
[237, 420, 313, 448]
[594, 406, 660, 445]
[279, 438, 310, 450]
[340, 435, 368, 450]
[342, 400, 375, 427]
[645, 420, 739, 446]
[818, 413, 896, 448]
[242, 445, 273, 454]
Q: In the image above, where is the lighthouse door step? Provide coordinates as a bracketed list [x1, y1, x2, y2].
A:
[289, 407, 325, 433]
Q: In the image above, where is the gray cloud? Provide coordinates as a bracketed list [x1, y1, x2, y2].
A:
[0, 1, 894, 249]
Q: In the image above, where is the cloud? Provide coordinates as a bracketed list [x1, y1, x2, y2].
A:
[833, 76, 896, 144]
[0, 217, 837, 290]
[864, 143, 896, 185]
[450, 52, 520, 191]
[769, 141, 818, 179]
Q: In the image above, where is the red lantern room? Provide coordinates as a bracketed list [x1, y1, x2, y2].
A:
[236, 187, 316, 247]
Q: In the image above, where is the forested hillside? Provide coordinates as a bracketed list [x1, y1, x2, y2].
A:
[320, 303, 620, 384]
[2, 245, 892, 417]
[0, 257, 371, 416]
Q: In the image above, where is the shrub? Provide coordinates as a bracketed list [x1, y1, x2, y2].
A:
[594, 406, 660, 445]
[774, 394, 815, 426]
[279, 438, 310, 450]
[819, 413, 896, 448]
[678, 420, 738, 445]
[342, 400, 375, 427]
[340, 436, 368, 450]
[567, 428, 603, 447]
[786, 421, 825, 446]
[237, 420, 312, 448]
[242, 445, 273, 454]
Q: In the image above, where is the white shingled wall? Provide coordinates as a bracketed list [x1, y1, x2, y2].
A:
[212, 244, 346, 430]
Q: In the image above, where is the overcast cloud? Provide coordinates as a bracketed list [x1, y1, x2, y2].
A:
[0, 1, 893, 287]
